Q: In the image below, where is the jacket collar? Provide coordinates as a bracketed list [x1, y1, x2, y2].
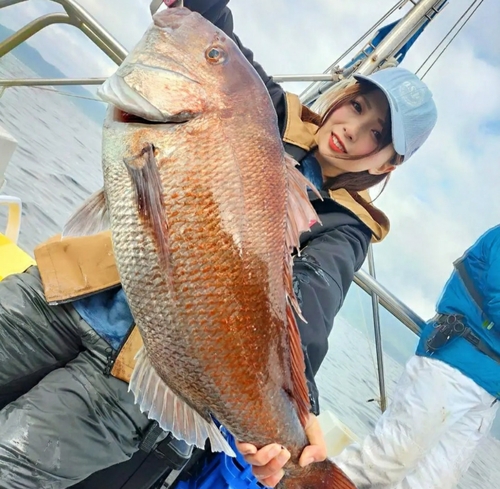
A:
[283, 92, 390, 243]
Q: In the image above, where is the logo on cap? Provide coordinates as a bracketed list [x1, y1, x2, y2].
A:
[399, 80, 425, 108]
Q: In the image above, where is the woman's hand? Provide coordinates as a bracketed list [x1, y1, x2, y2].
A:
[235, 414, 328, 487]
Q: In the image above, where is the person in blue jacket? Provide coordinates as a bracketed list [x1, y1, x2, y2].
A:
[329, 224, 500, 488]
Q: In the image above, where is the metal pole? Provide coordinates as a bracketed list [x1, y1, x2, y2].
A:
[0, 0, 127, 64]
[0, 78, 106, 86]
[0, 13, 125, 65]
[299, 0, 446, 106]
[52, 0, 128, 63]
[0, 14, 75, 59]
[354, 269, 425, 335]
[366, 245, 387, 412]
[272, 74, 339, 83]
[355, 0, 446, 75]
[299, 0, 408, 103]
[79, 23, 125, 65]
[0, 75, 342, 88]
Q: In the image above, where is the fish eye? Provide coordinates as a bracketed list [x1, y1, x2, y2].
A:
[205, 46, 226, 64]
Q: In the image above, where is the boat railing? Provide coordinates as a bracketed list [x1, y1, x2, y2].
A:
[0, 0, 447, 92]
[0, 0, 127, 65]
[355, 268, 424, 335]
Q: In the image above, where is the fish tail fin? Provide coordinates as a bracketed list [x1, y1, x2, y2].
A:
[281, 460, 356, 489]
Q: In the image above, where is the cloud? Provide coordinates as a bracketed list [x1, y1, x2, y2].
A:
[372, 36, 500, 318]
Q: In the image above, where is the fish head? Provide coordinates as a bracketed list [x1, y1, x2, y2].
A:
[98, 7, 267, 126]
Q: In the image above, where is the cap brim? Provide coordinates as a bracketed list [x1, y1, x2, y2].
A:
[354, 73, 406, 157]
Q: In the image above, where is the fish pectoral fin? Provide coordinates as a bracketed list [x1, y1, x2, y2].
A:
[129, 347, 236, 457]
[284, 153, 322, 254]
[124, 144, 170, 272]
[62, 188, 110, 238]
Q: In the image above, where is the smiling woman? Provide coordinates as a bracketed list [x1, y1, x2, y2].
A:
[314, 82, 396, 181]
[311, 67, 435, 194]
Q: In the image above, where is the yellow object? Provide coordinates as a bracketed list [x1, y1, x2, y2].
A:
[0, 195, 22, 243]
[0, 232, 35, 281]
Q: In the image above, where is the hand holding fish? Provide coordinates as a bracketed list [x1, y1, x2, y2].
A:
[236, 414, 328, 488]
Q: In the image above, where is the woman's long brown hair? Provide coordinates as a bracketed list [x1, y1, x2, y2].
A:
[310, 80, 404, 195]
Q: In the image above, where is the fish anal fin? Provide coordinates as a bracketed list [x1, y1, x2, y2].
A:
[124, 143, 170, 271]
[129, 347, 236, 457]
[62, 188, 110, 238]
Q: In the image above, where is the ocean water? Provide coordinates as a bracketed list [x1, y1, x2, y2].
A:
[1, 53, 500, 488]
[0, 54, 103, 252]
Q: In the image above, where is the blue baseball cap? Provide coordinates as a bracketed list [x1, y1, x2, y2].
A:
[354, 67, 437, 162]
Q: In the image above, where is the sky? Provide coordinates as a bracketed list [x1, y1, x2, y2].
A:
[1, 0, 499, 324]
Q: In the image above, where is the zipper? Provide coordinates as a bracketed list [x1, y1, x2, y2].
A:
[103, 323, 135, 376]
[294, 253, 334, 286]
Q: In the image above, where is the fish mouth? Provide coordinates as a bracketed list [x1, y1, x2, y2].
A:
[99, 74, 166, 123]
[99, 74, 193, 125]
[112, 107, 164, 125]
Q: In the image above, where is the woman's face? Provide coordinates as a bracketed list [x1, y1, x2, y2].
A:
[315, 88, 396, 178]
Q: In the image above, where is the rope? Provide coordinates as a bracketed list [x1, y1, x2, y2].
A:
[299, 0, 407, 98]
[6, 85, 104, 103]
[416, 0, 485, 79]
[323, 0, 407, 73]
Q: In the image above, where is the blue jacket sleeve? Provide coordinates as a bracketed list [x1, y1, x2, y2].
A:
[481, 229, 500, 327]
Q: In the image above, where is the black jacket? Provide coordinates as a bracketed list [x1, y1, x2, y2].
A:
[185, 0, 373, 414]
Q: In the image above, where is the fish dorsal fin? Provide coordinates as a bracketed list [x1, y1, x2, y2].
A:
[283, 154, 322, 428]
[62, 188, 110, 238]
[129, 347, 235, 457]
[284, 301, 311, 428]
